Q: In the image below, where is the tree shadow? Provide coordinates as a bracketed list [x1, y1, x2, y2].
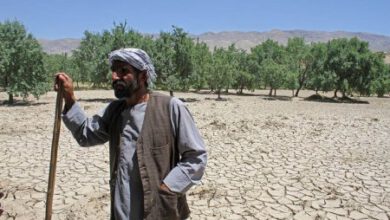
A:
[193, 90, 260, 97]
[0, 100, 49, 106]
[179, 98, 200, 103]
[193, 90, 294, 101]
[261, 96, 293, 101]
[204, 97, 229, 101]
[304, 94, 369, 104]
[235, 93, 262, 97]
[77, 98, 116, 103]
[376, 95, 390, 99]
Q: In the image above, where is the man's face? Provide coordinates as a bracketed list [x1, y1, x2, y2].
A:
[111, 60, 140, 99]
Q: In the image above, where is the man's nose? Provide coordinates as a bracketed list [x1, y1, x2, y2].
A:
[112, 71, 120, 80]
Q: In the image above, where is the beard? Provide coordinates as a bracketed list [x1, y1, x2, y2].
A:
[112, 79, 139, 99]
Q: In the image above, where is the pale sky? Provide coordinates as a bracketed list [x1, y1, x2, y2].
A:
[0, 0, 389, 39]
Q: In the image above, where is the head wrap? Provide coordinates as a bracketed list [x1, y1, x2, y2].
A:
[108, 48, 157, 88]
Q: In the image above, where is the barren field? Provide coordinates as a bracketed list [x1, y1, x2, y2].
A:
[1, 90, 390, 220]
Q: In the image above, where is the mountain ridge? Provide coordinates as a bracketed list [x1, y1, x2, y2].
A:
[38, 29, 390, 54]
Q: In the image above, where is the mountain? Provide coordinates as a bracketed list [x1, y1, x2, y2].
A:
[38, 29, 390, 54]
[38, 38, 81, 54]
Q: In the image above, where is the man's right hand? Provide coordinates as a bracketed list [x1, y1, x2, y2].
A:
[55, 72, 76, 111]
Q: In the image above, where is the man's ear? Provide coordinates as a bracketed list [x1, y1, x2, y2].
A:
[139, 70, 148, 85]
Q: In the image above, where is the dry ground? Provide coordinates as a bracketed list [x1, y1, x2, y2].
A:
[0, 90, 389, 220]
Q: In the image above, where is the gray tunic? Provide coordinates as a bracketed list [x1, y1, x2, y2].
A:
[62, 97, 207, 220]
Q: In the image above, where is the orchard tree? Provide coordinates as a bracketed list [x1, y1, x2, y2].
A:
[152, 31, 176, 91]
[0, 20, 49, 104]
[251, 39, 286, 90]
[284, 71, 299, 96]
[191, 40, 212, 91]
[44, 53, 78, 87]
[172, 26, 194, 91]
[251, 40, 287, 95]
[305, 42, 333, 94]
[325, 37, 373, 97]
[73, 30, 113, 87]
[110, 22, 146, 51]
[371, 64, 390, 97]
[209, 47, 235, 99]
[261, 59, 287, 96]
[353, 52, 379, 96]
[251, 39, 285, 64]
[44, 53, 69, 74]
[223, 44, 241, 93]
[364, 53, 390, 97]
[230, 48, 256, 94]
[285, 37, 311, 96]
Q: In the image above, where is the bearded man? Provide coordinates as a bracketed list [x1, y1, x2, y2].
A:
[55, 48, 207, 220]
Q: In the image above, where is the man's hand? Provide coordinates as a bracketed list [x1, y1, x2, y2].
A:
[55, 72, 76, 111]
[160, 183, 175, 194]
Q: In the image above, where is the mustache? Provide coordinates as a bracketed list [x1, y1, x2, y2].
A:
[112, 80, 128, 88]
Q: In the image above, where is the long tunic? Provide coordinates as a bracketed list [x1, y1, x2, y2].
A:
[62, 97, 207, 219]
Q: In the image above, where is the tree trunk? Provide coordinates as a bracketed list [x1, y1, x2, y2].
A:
[8, 93, 14, 105]
[333, 89, 338, 98]
[217, 89, 221, 100]
[342, 91, 346, 98]
[239, 85, 244, 94]
[294, 87, 301, 97]
[169, 90, 174, 97]
[268, 88, 273, 96]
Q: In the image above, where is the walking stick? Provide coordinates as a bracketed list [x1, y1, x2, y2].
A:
[45, 82, 64, 220]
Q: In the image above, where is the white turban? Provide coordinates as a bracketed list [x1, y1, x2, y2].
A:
[108, 48, 157, 88]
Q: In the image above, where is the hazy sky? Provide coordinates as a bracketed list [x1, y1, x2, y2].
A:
[0, 0, 389, 39]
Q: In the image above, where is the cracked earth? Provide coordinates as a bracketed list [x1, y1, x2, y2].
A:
[1, 90, 389, 220]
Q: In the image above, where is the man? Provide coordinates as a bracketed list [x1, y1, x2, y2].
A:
[55, 48, 207, 220]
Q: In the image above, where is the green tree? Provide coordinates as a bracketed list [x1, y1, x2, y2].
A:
[44, 53, 78, 87]
[284, 71, 299, 96]
[72, 23, 149, 88]
[261, 59, 287, 96]
[223, 44, 241, 93]
[0, 20, 49, 104]
[285, 37, 312, 96]
[152, 31, 176, 91]
[251, 40, 287, 95]
[305, 42, 332, 94]
[191, 40, 212, 91]
[325, 37, 373, 97]
[172, 26, 194, 91]
[232, 48, 255, 94]
[209, 47, 235, 99]
[366, 53, 390, 97]
[72, 31, 112, 87]
[111, 22, 145, 51]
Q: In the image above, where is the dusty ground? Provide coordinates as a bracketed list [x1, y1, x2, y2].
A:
[0, 89, 389, 220]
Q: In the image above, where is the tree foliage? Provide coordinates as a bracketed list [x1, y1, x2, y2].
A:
[0, 20, 49, 104]
[325, 38, 373, 97]
[3, 20, 388, 106]
[41, 25, 390, 98]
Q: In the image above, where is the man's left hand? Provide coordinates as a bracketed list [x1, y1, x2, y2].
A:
[160, 183, 174, 194]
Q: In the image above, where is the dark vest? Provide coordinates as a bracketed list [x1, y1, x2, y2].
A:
[107, 92, 190, 220]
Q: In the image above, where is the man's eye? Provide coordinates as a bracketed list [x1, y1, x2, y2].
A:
[121, 68, 129, 73]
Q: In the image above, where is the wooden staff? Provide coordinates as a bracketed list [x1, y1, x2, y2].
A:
[45, 82, 64, 220]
